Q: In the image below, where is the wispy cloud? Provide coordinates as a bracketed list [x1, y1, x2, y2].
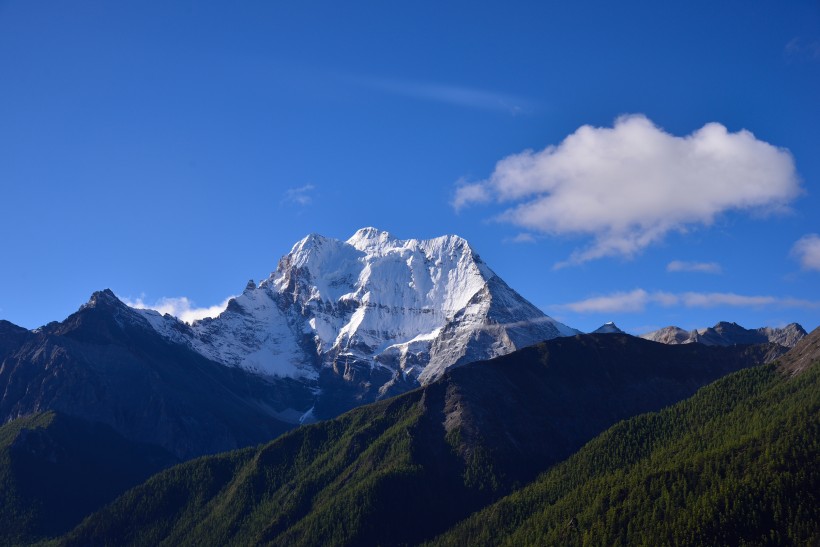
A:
[786, 37, 820, 61]
[557, 289, 820, 314]
[559, 289, 657, 313]
[666, 260, 723, 274]
[357, 76, 532, 114]
[124, 295, 234, 324]
[283, 184, 316, 206]
[791, 233, 820, 271]
[455, 115, 801, 267]
[504, 232, 537, 244]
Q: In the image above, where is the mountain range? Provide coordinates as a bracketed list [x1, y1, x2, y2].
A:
[54, 331, 817, 546]
[641, 321, 806, 347]
[0, 228, 581, 460]
[0, 228, 816, 544]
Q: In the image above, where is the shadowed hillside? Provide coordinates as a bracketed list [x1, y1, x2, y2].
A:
[57, 334, 777, 546]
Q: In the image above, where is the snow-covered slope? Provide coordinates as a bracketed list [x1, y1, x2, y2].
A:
[136, 228, 577, 405]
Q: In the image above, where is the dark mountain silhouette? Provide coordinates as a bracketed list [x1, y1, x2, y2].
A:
[0, 290, 314, 460]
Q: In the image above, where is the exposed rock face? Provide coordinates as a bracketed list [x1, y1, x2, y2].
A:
[641, 321, 806, 349]
[758, 324, 809, 348]
[137, 228, 578, 417]
[777, 326, 820, 376]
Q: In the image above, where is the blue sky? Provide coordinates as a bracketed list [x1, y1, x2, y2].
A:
[1, 0, 819, 334]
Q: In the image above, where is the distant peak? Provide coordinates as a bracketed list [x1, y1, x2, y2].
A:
[244, 279, 257, 293]
[592, 322, 625, 334]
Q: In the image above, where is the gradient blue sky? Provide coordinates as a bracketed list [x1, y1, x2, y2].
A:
[2, 0, 819, 334]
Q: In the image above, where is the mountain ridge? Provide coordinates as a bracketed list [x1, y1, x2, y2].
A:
[0, 291, 314, 459]
[429, 327, 820, 546]
[55, 333, 782, 546]
[641, 321, 806, 348]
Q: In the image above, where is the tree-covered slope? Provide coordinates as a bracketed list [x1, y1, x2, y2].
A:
[429, 337, 820, 546]
[57, 389, 469, 546]
[57, 334, 776, 546]
[0, 411, 176, 546]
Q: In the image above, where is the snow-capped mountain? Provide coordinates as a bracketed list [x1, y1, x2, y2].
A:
[137, 228, 578, 413]
[591, 322, 625, 334]
[640, 321, 806, 348]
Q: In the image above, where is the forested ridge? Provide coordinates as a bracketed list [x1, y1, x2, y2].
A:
[429, 360, 819, 546]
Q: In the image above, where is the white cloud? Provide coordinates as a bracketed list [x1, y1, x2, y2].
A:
[283, 184, 315, 206]
[456, 115, 801, 266]
[791, 234, 820, 271]
[452, 181, 491, 212]
[666, 260, 723, 274]
[124, 295, 234, 324]
[560, 289, 654, 313]
[558, 289, 819, 314]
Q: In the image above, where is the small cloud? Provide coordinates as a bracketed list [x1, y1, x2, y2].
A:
[452, 180, 491, 212]
[559, 289, 654, 313]
[124, 295, 234, 324]
[456, 115, 802, 267]
[791, 233, 820, 271]
[556, 289, 820, 314]
[786, 37, 820, 61]
[666, 260, 723, 274]
[283, 184, 316, 206]
[505, 232, 537, 244]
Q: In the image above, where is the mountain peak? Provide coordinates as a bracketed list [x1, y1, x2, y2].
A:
[592, 321, 626, 334]
[135, 228, 577, 411]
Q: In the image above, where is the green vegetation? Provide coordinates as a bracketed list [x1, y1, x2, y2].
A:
[0, 412, 175, 546]
[55, 334, 814, 546]
[60, 385, 484, 546]
[430, 362, 819, 546]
